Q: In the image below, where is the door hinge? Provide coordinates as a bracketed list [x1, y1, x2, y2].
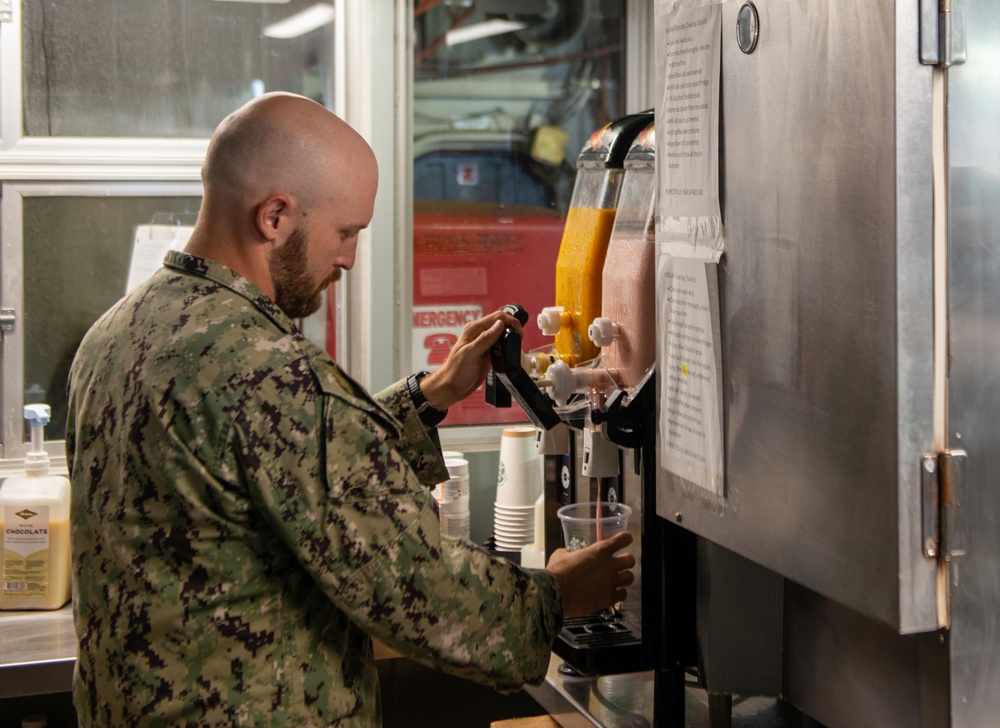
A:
[920, 0, 967, 67]
[0, 309, 15, 333]
[921, 449, 968, 559]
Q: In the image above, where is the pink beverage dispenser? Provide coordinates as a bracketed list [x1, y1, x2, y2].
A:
[588, 123, 657, 391]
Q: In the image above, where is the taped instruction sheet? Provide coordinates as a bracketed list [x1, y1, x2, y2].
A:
[655, 1, 725, 496]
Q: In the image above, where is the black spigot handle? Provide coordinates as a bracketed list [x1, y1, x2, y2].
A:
[500, 303, 529, 327]
[487, 304, 561, 430]
[485, 305, 526, 409]
[485, 371, 512, 408]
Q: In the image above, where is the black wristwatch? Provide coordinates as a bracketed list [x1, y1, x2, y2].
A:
[407, 371, 448, 428]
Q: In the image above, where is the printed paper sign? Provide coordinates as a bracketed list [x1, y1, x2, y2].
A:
[657, 257, 724, 495]
[656, 3, 723, 248]
[655, 2, 725, 496]
[456, 163, 479, 187]
[126, 225, 194, 294]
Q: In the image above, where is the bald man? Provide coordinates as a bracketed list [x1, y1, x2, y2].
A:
[66, 93, 634, 726]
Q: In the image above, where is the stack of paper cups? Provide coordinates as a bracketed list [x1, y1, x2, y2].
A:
[494, 426, 542, 551]
[436, 457, 470, 539]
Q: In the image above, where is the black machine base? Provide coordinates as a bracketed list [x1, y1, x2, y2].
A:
[553, 612, 644, 677]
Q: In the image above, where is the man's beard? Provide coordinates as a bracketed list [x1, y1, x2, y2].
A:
[269, 226, 339, 319]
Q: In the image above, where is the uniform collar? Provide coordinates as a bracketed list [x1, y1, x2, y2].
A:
[163, 250, 298, 334]
[163, 253, 403, 435]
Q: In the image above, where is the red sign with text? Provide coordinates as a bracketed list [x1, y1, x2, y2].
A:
[412, 200, 564, 426]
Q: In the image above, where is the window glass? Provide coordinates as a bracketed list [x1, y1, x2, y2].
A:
[412, 0, 628, 426]
[23, 196, 202, 438]
[22, 0, 335, 137]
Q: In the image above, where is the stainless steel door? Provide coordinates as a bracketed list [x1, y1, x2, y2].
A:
[656, 0, 939, 632]
[945, 0, 1000, 720]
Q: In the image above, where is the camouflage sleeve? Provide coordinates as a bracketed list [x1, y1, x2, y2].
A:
[374, 379, 449, 488]
[236, 361, 563, 690]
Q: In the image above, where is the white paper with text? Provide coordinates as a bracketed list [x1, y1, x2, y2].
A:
[655, 2, 725, 495]
[126, 225, 194, 294]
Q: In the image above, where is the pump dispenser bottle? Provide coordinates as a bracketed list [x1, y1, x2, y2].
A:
[0, 405, 72, 610]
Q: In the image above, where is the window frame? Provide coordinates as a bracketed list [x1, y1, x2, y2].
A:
[0, 0, 652, 465]
[0, 181, 203, 469]
[404, 0, 654, 454]
[0, 0, 347, 470]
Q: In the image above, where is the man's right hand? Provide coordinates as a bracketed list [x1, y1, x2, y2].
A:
[546, 531, 636, 619]
[418, 309, 523, 411]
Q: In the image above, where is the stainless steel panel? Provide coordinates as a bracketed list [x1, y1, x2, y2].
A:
[945, 0, 1000, 722]
[656, 0, 938, 631]
[782, 582, 949, 728]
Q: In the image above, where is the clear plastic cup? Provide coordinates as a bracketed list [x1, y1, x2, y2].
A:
[557, 501, 632, 552]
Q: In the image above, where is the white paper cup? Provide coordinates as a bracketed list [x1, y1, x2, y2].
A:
[439, 496, 470, 514]
[494, 503, 535, 513]
[494, 503, 537, 513]
[493, 514, 533, 526]
[557, 502, 632, 552]
[494, 523, 533, 534]
[495, 426, 542, 507]
[440, 511, 470, 539]
[495, 537, 533, 549]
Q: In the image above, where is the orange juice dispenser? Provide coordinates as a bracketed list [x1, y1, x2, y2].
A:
[534, 111, 654, 371]
[532, 112, 654, 505]
[545, 117, 692, 683]
[543, 121, 659, 479]
[486, 114, 689, 681]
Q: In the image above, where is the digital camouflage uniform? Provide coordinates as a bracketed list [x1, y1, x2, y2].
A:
[66, 251, 563, 727]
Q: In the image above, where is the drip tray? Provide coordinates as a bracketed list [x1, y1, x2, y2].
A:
[553, 613, 644, 676]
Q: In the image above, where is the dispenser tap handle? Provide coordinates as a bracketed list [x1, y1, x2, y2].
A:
[588, 317, 618, 348]
[500, 303, 529, 327]
[537, 306, 564, 337]
[489, 306, 562, 430]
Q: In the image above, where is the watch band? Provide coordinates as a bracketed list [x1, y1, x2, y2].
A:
[407, 371, 448, 428]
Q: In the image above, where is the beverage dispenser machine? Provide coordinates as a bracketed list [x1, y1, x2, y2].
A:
[652, 0, 1000, 726]
[488, 114, 698, 720]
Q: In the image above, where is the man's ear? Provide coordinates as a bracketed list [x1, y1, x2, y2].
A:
[255, 194, 299, 245]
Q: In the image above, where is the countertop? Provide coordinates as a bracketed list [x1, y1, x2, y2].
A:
[0, 605, 76, 699]
[525, 654, 824, 728]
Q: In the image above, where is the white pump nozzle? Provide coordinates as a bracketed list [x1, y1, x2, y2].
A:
[547, 359, 576, 405]
[588, 317, 618, 348]
[24, 403, 51, 473]
[24, 404, 51, 427]
[535, 422, 570, 455]
[581, 427, 620, 478]
[537, 307, 565, 337]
